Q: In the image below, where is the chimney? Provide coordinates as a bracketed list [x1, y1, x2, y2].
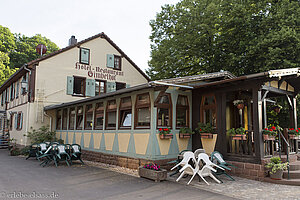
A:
[69, 35, 77, 46]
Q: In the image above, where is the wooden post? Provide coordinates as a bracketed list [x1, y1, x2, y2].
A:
[293, 97, 298, 153]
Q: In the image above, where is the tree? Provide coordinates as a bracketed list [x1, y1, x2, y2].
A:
[0, 52, 17, 85]
[0, 25, 60, 69]
[147, 0, 300, 80]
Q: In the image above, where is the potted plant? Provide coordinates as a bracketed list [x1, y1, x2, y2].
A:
[158, 128, 173, 139]
[288, 128, 300, 139]
[233, 100, 244, 110]
[197, 123, 214, 139]
[179, 127, 194, 139]
[262, 126, 277, 141]
[8, 138, 20, 156]
[228, 127, 247, 140]
[138, 163, 167, 182]
[265, 157, 288, 180]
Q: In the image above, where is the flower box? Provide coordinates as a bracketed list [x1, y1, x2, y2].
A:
[232, 134, 247, 140]
[159, 134, 173, 139]
[200, 132, 213, 139]
[288, 134, 300, 140]
[263, 135, 276, 141]
[236, 103, 244, 110]
[179, 133, 191, 139]
[138, 166, 167, 182]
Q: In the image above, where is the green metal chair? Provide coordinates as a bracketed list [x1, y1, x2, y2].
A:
[36, 143, 48, 161]
[54, 144, 71, 167]
[70, 144, 84, 165]
[210, 151, 236, 181]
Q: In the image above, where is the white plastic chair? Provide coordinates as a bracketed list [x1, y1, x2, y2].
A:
[197, 153, 225, 185]
[171, 151, 199, 185]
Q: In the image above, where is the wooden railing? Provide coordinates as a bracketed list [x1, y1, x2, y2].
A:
[227, 130, 255, 156]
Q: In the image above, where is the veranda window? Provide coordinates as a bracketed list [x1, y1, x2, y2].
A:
[106, 100, 117, 129]
[94, 102, 104, 130]
[69, 108, 75, 130]
[176, 95, 189, 128]
[135, 93, 151, 128]
[155, 92, 172, 128]
[85, 104, 93, 130]
[119, 97, 132, 128]
[62, 109, 68, 130]
[56, 110, 62, 130]
[76, 106, 84, 130]
[201, 94, 217, 128]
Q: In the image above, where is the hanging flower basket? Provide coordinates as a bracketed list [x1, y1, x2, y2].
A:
[233, 100, 244, 109]
[272, 105, 282, 114]
[236, 103, 244, 110]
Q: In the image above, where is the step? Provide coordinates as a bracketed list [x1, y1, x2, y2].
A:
[283, 170, 300, 179]
[289, 161, 300, 171]
[263, 177, 300, 186]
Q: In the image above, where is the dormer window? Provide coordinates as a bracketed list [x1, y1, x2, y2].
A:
[80, 48, 90, 65]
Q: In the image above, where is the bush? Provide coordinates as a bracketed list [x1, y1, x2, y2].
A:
[24, 126, 56, 144]
[266, 157, 288, 174]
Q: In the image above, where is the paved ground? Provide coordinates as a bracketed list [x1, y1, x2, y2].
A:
[0, 150, 234, 200]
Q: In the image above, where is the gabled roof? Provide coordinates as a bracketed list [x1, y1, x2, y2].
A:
[0, 32, 150, 93]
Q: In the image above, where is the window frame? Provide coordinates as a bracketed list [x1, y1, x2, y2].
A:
[135, 93, 151, 129]
[76, 106, 84, 130]
[105, 100, 117, 130]
[73, 76, 86, 96]
[119, 97, 132, 129]
[16, 112, 22, 130]
[68, 107, 75, 130]
[116, 82, 126, 91]
[200, 94, 217, 128]
[155, 92, 172, 129]
[62, 109, 68, 130]
[79, 47, 90, 65]
[176, 95, 189, 128]
[94, 102, 104, 130]
[84, 104, 94, 130]
[95, 79, 106, 96]
[113, 55, 121, 70]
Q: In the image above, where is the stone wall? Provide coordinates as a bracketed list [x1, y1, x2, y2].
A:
[227, 161, 266, 181]
[82, 150, 175, 170]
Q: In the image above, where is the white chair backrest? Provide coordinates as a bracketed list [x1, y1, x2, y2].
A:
[181, 151, 196, 164]
[215, 153, 225, 163]
[72, 145, 80, 153]
[194, 149, 205, 158]
[57, 145, 66, 154]
[40, 143, 47, 151]
[198, 153, 213, 165]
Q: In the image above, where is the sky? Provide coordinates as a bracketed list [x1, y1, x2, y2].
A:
[0, 0, 180, 72]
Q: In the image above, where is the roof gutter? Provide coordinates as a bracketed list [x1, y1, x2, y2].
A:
[149, 81, 194, 89]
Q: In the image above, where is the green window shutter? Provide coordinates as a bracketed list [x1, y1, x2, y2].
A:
[1, 93, 3, 105]
[106, 82, 116, 93]
[14, 114, 17, 129]
[85, 79, 95, 97]
[6, 89, 9, 102]
[25, 73, 28, 92]
[126, 84, 130, 88]
[16, 82, 19, 98]
[106, 54, 114, 68]
[66, 76, 74, 95]
[20, 113, 23, 129]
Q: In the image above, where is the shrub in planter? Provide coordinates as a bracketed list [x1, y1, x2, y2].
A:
[262, 126, 277, 141]
[227, 127, 247, 140]
[265, 157, 288, 180]
[139, 163, 167, 182]
[158, 128, 173, 139]
[197, 123, 214, 138]
[179, 127, 194, 138]
[288, 128, 300, 139]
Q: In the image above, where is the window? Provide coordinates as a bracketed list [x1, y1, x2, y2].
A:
[9, 114, 13, 131]
[85, 104, 93, 130]
[69, 108, 75, 130]
[201, 94, 217, 128]
[114, 55, 121, 70]
[16, 112, 23, 130]
[176, 95, 189, 128]
[73, 76, 86, 96]
[135, 93, 151, 128]
[119, 97, 132, 128]
[116, 82, 126, 91]
[62, 109, 68, 130]
[10, 83, 14, 100]
[76, 106, 84, 130]
[1, 93, 4, 105]
[80, 48, 90, 65]
[95, 80, 106, 95]
[155, 92, 172, 128]
[21, 74, 28, 95]
[16, 81, 19, 99]
[94, 102, 104, 130]
[106, 100, 117, 129]
[56, 110, 62, 130]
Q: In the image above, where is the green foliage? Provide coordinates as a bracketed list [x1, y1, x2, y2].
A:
[227, 127, 245, 136]
[24, 126, 56, 144]
[266, 157, 288, 174]
[197, 122, 214, 133]
[0, 25, 59, 69]
[179, 127, 194, 134]
[147, 0, 300, 80]
[0, 52, 17, 85]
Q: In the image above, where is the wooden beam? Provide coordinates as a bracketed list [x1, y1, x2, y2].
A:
[262, 85, 294, 96]
[286, 94, 293, 109]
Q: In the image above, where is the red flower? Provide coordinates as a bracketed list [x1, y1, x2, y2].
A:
[291, 128, 294, 130]
[297, 130, 299, 133]
[298, 128, 300, 130]
[272, 126, 276, 130]
[199, 128, 202, 131]
[269, 129, 273, 131]
[159, 128, 162, 131]
[289, 128, 292, 130]
[264, 128, 268, 130]
[166, 128, 169, 131]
